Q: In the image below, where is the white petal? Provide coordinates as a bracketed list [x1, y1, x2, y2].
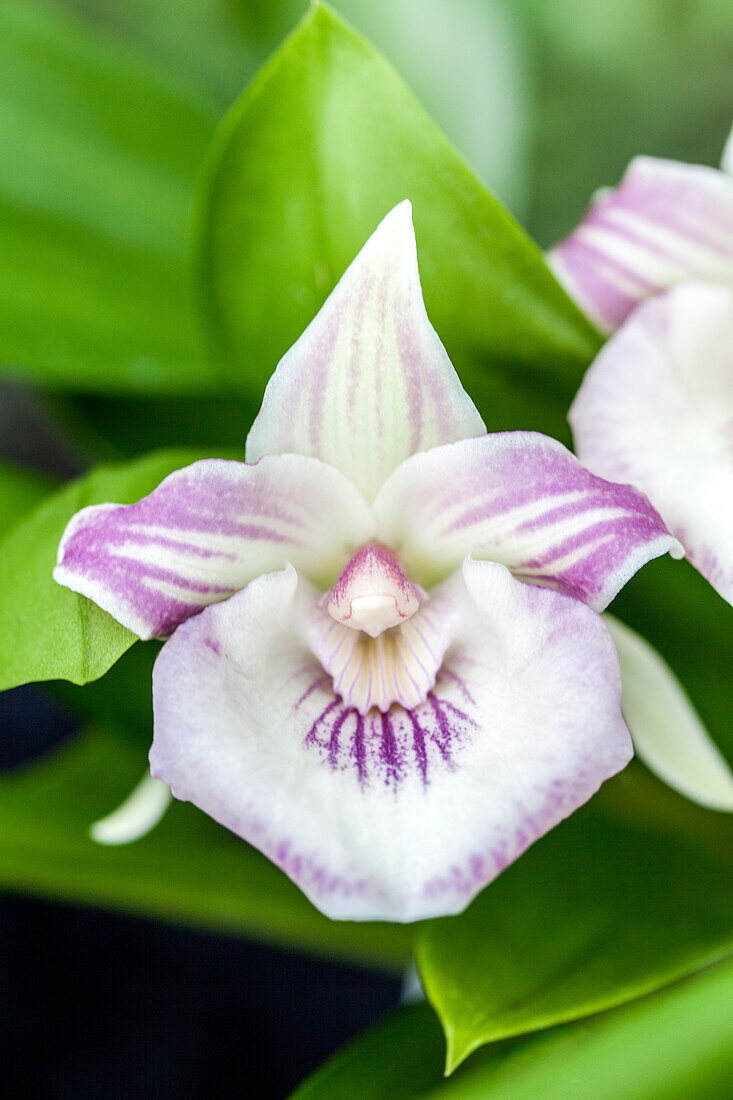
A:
[150, 562, 630, 922]
[55, 455, 374, 638]
[606, 615, 733, 812]
[245, 201, 485, 501]
[373, 432, 679, 610]
[90, 771, 172, 845]
[721, 123, 733, 175]
[570, 283, 733, 605]
[548, 155, 733, 332]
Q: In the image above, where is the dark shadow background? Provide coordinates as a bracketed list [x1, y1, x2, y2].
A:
[0, 685, 401, 1099]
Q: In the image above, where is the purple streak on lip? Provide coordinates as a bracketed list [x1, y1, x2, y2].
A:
[302, 671, 476, 787]
[406, 708, 428, 784]
[379, 710, 401, 785]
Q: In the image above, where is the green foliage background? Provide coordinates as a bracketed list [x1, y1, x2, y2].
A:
[1, 1, 731, 1094]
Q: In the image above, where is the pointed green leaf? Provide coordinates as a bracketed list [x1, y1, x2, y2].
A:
[0, 449, 233, 691]
[0, 722, 414, 968]
[199, 2, 600, 440]
[0, 0, 218, 392]
[292, 961, 733, 1099]
[416, 765, 733, 1070]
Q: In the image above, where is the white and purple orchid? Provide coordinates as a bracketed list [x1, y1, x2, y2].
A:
[549, 127, 733, 607]
[54, 202, 684, 922]
[548, 125, 733, 334]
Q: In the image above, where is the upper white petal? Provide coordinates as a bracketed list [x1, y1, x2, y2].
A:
[245, 201, 485, 501]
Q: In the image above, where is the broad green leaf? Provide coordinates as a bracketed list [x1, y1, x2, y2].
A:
[292, 960, 733, 1099]
[0, 722, 414, 968]
[0, 462, 53, 537]
[199, 2, 600, 441]
[0, 448, 233, 692]
[416, 764, 733, 1071]
[0, 0, 218, 393]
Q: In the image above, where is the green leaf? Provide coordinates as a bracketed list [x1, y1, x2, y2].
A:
[291, 1003, 446, 1100]
[0, 721, 414, 968]
[416, 764, 733, 1071]
[0, 448, 233, 692]
[0, 461, 53, 537]
[198, 2, 600, 441]
[0, 0, 218, 393]
[291, 960, 733, 1099]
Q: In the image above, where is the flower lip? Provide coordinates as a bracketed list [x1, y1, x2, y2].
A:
[324, 542, 425, 638]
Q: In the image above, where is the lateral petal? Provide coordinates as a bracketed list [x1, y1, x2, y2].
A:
[245, 201, 485, 501]
[55, 456, 374, 638]
[570, 283, 733, 604]
[150, 561, 631, 922]
[606, 615, 733, 812]
[548, 156, 733, 332]
[373, 432, 680, 610]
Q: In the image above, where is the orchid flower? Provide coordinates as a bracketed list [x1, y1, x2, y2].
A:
[546, 127, 733, 606]
[54, 202, 683, 922]
[569, 282, 733, 607]
[547, 124, 733, 333]
[545, 131, 733, 809]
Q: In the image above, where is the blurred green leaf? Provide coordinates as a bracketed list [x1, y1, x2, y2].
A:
[0, 461, 53, 537]
[0, 721, 414, 968]
[199, 2, 600, 442]
[0, 448, 233, 692]
[60, 0, 298, 105]
[58, 392, 258, 459]
[521, 0, 733, 247]
[292, 960, 733, 1098]
[416, 765, 733, 1071]
[0, 0, 219, 393]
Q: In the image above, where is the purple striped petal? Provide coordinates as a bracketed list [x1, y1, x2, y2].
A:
[373, 432, 681, 611]
[245, 201, 485, 502]
[571, 283, 733, 605]
[54, 456, 374, 638]
[548, 155, 733, 332]
[150, 562, 631, 922]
